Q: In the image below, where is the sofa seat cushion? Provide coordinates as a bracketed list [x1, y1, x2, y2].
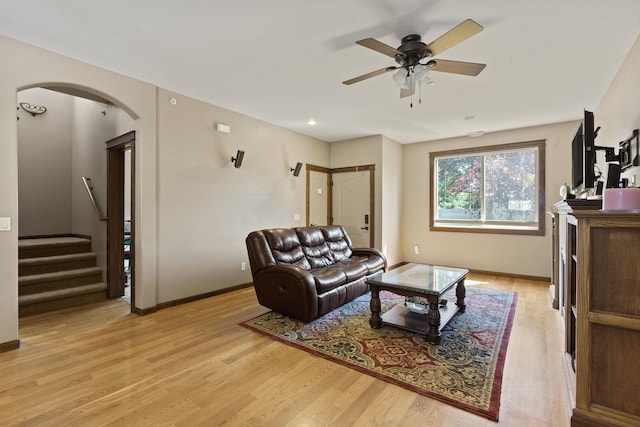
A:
[354, 254, 386, 274]
[329, 260, 368, 282]
[309, 267, 347, 293]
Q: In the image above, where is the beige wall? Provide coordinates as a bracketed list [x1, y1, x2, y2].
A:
[594, 34, 640, 184]
[17, 88, 73, 236]
[401, 121, 578, 278]
[155, 89, 329, 303]
[381, 136, 403, 267]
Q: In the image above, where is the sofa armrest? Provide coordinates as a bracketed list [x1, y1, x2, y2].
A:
[253, 265, 319, 322]
[351, 247, 387, 272]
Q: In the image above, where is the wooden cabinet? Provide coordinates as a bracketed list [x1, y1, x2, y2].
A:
[567, 211, 640, 427]
[553, 200, 601, 321]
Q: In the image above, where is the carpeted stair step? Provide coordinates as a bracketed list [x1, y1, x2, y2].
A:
[19, 267, 103, 295]
[17, 236, 107, 317]
[18, 283, 107, 317]
[19, 252, 98, 276]
[19, 237, 92, 259]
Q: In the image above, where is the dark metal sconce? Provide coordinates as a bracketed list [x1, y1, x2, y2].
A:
[291, 162, 303, 177]
[231, 150, 245, 168]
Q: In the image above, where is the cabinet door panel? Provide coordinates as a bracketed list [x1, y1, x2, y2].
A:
[591, 228, 640, 317]
[591, 324, 640, 417]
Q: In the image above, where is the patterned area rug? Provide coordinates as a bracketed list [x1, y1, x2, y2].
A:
[240, 287, 517, 421]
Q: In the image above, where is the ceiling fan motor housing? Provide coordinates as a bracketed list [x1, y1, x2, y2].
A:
[395, 34, 431, 67]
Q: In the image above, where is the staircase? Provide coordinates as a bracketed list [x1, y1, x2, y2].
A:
[18, 237, 107, 317]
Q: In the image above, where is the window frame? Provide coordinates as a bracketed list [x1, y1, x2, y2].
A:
[429, 139, 546, 236]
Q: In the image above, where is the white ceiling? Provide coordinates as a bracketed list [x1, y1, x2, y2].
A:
[2, 0, 640, 143]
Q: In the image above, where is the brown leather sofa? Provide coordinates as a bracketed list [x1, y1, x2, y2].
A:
[245, 225, 387, 322]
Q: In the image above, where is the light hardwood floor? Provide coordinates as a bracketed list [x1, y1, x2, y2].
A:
[0, 274, 571, 426]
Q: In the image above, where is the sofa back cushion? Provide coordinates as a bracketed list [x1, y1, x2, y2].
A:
[321, 225, 353, 261]
[263, 228, 311, 270]
[296, 227, 334, 268]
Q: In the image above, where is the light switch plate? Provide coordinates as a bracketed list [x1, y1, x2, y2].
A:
[0, 217, 11, 231]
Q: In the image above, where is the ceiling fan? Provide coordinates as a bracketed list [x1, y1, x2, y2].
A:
[343, 19, 486, 99]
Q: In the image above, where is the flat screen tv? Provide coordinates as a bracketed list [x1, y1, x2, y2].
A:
[571, 110, 597, 194]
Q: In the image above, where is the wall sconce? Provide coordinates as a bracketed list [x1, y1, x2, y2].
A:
[291, 162, 303, 177]
[20, 102, 47, 116]
[231, 150, 245, 168]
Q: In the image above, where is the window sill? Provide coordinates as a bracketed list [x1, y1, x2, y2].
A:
[431, 223, 545, 236]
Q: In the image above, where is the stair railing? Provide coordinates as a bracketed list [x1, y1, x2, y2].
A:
[82, 177, 107, 221]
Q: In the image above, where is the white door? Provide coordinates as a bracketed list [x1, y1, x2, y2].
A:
[332, 170, 371, 247]
[308, 170, 329, 226]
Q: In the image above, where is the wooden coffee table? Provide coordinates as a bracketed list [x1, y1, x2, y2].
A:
[366, 263, 468, 344]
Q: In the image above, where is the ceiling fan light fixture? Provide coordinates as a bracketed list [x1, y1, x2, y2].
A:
[414, 65, 430, 83]
[392, 68, 408, 87]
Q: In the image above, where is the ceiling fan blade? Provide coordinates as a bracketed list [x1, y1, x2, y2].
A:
[426, 19, 483, 56]
[427, 59, 486, 76]
[400, 78, 415, 98]
[356, 38, 404, 58]
[342, 66, 397, 85]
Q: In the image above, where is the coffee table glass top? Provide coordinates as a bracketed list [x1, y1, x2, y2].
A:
[367, 263, 468, 295]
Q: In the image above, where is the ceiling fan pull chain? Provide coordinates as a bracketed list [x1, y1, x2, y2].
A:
[410, 74, 414, 108]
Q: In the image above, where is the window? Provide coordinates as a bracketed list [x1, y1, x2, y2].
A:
[430, 140, 545, 235]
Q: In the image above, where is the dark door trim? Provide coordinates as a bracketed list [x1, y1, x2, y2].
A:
[105, 131, 135, 311]
[306, 163, 375, 247]
[305, 164, 332, 227]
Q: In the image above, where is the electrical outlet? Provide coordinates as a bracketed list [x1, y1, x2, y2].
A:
[241, 262, 246, 271]
[414, 244, 420, 255]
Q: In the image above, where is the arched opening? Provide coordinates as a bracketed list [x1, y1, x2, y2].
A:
[16, 85, 137, 316]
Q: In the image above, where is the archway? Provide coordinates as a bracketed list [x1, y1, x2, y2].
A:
[16, 85, 137, 315]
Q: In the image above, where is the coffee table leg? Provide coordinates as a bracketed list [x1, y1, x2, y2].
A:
[427, 296, 442, 344]
[456, 279, 466, 313]
[369, 285, 382, 329]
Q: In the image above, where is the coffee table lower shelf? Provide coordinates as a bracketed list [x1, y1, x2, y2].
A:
[382, 301, 460, 336]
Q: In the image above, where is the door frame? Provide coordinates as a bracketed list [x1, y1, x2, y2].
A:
[306, 163, 375, 247]
[306, 164, 332, 227]
[105, 131, 135, 309]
